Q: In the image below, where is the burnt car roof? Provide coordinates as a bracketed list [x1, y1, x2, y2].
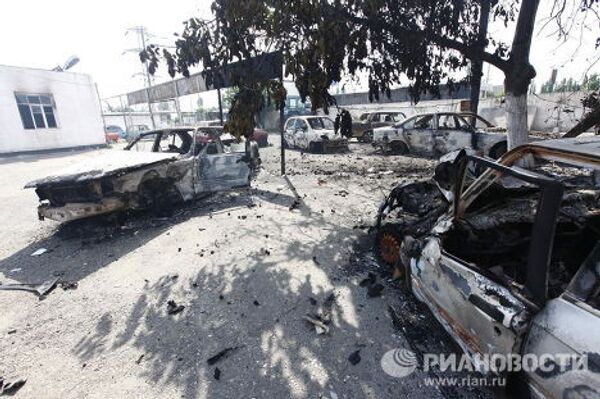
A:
[511, 137, 600, 163]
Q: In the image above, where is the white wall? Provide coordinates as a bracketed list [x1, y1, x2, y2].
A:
[0, 65, 105, 153]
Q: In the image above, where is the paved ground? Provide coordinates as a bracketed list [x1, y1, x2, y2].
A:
[0, 137, 498, 398]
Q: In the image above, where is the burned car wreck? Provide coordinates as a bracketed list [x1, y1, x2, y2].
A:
[375, 138, 600, 398]
[25, 127, 259, 222]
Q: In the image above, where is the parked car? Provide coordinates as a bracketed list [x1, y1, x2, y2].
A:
[25, 127, 260, 222]
[458, 112, 506, 133]
[374, 138, 600, 397]
[283, 116, 349, 153]
[372, 112, 508, 158]
[105, 125, 123, 143]
[352, 111, 406, 142]
[124, 124, 151, 141]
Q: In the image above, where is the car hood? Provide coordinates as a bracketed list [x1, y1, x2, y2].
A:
[24, 150, 179, 188]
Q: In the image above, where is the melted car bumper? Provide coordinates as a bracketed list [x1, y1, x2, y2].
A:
[38, 198, 125, 222]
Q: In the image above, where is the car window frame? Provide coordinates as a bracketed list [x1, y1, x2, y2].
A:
[452, 155, 564, 305]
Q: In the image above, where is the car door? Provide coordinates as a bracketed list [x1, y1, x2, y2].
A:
[295, 119, 310, 150]
[522, 243, 600, 398]
[194, 138, 249, 194]
[433, 114, 474, 155]
[409, 156, 562, 369]
[284, 118, 297, 148]
[404, 114, 435, 154]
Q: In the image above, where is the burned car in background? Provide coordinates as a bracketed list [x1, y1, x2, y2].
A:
[374, 138, 600, 397]
[458, 112, 506, 133]
[372, 112, 507, 158]
[283, 116, 349, 153]
[25, 127, 259, 222]
[351, 111, 406, 142]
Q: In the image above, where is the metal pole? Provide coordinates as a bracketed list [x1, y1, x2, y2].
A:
[280, 69, 285, 176]
[173, 80, 182, 126]
[119, 95, 129, 132]
[95, 83, 108, 143]
[469, 0, 490, 116]
[217, 88, 224, 125]
[139, 26, 156, 129]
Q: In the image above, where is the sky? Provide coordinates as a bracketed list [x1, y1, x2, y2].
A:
[0, 0, 597, 110]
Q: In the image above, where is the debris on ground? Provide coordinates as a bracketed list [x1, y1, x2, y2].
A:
[387, 306, 403, 331]
[367, 283, 384, 298]
[0, 278, 58, 297]
[359, 272, 376, 287]
[166, 300, 185, 315]
[302, 315, 330, 335]
[135, 354, 145, 364]
[206, 346, 242, 365]
[213, 367, 221, 380]
[348, 350, 361, 365]
[59, 281, 78, 290]
[7, 330, 17, 335]
[359, 273, 384, 297]
[303, 293, 336, 334]
[30, 248, 48, 257]
[0, 378, 26, 396]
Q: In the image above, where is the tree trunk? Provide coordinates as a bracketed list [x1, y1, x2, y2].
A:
[505, 91, 529, 149]
[502, 0, 540, 150]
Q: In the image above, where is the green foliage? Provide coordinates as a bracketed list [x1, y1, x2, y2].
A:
[583, 74, 600, 92]
[139, 0, 599, 138]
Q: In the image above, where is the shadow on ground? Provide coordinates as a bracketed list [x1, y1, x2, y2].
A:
[66, 191, 496, 399]
[0, 189, 274, 286]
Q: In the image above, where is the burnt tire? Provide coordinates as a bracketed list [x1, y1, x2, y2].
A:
[362, 131, 373, 143]
[374, 224, 403, 268]
[139, 178, 182, 217]
[389, 141, 408, 155]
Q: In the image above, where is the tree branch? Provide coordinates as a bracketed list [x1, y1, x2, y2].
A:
[338, 11, 510, 72]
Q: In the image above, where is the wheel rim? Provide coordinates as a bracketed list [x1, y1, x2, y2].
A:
[379, 233, 400, 265]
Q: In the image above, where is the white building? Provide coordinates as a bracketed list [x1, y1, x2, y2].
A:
[0, 65, 105, 154]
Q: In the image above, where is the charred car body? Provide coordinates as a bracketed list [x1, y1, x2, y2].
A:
[372, 112, 508, 158]
[26, 127, 259, 222]
[351, 111, 406, 142]
[283, 116, 349, 153]
[375, 138, 600, 398]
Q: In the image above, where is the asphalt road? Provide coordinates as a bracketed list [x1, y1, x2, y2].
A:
[0, 137, 498, 398]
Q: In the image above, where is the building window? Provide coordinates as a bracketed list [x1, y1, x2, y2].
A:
[15, 93, 58, 130]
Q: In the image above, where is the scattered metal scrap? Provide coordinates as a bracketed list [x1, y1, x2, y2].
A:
[206, 346, 242, 366]
[166, 300, 185, 315]
[0, 378, 26, 396]
[303, 293, 336, 334]
[0, 278, 58, 297]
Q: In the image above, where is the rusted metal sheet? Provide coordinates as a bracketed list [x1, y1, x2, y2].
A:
[126, 52, 283, 105]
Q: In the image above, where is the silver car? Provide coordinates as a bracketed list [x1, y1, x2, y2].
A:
[372, 112, 507, 158]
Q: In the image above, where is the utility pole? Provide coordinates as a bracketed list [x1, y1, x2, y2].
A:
[217, 88, 224, 125]
[173, 80, 182, 125]
[126, 26, 157, 129]
[469, 0, 491, 116]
